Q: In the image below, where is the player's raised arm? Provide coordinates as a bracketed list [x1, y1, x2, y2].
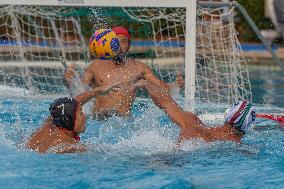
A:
[64, 63, 95, 88]
[142, 63, 170, 93]
[80, 63, 96, 86]
[75, 82, 121, 105]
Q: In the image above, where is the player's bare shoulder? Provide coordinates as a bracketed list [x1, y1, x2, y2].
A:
[129, 58, 149, 70]
[131, 58, 152, 74]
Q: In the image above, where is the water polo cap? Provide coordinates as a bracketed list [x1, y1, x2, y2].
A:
[49, 97, 78, 131]
[112, 26, 131, 39]
[224, 100, 256, 133]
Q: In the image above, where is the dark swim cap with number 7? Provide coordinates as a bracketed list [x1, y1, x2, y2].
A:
[49, 97, 78, 131]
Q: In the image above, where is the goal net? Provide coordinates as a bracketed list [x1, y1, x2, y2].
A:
[0, 2, 252, 105]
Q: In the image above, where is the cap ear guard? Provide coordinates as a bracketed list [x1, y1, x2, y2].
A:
[61, 114, 74, 130]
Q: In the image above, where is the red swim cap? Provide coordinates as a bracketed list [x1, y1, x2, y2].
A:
[112, 26, 131, 39]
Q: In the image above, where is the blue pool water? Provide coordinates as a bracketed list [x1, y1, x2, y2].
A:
[249, 66, 284, 108]
[0, 66, 284, 189]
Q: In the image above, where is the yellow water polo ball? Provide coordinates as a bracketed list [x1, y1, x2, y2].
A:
[89, 29, 120, 59]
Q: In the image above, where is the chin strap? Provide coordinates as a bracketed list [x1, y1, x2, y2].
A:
[73, 134, 80, 141]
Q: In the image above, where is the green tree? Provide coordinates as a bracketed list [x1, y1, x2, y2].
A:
[236, 0, 275, 42]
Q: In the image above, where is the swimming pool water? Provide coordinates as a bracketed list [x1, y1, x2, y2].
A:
[249, 66, 284, 108]
[0, 66, 284, 189]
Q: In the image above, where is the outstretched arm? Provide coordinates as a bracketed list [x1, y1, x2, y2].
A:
[75, 82, 121, 105]
[134, 80, 206, 133]
[134, 80, 187, 128]
[142, 65, 170, 93]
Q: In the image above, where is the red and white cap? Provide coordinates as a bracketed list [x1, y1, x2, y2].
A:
[224, 100, 256, 133]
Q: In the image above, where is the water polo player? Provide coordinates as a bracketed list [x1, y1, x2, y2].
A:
[133, 80, 256, 143]
[27, 82, 120, 153]
[64, 26, 170, 120]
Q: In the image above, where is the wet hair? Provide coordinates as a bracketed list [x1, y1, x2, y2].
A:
[49, 97, 78, 131]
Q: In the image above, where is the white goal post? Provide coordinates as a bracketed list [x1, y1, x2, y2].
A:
[0, 0, 251, 111]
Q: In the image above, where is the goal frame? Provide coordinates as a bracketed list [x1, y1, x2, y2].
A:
[0, 0, 197, 111]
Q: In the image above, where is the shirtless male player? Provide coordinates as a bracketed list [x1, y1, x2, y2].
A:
[26, 82, 120, 153]
[64, 26, 170, 120]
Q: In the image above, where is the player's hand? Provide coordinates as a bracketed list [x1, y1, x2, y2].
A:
[64, 63, 76, 86]
[96, 82, 122, 95]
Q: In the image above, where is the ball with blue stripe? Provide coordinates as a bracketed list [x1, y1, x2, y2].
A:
[89, 29, 120, 59]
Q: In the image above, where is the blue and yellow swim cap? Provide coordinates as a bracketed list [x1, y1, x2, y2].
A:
[224, 101, 256, 133]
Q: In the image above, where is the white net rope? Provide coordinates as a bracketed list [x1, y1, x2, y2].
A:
[123, 6, 252, 104]
[123, 7, 185, 80]
[0, 5, 87, 95]
[0, 5, 251, 104]
[195, 6, 251, 104]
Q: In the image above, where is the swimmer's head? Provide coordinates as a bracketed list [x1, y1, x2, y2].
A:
[224, 100, 256, 133]
[49, 97, 78, 131]
[112, 26, 131, 61]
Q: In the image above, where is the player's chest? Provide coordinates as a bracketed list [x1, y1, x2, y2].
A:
[94, 66, 143, 83]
